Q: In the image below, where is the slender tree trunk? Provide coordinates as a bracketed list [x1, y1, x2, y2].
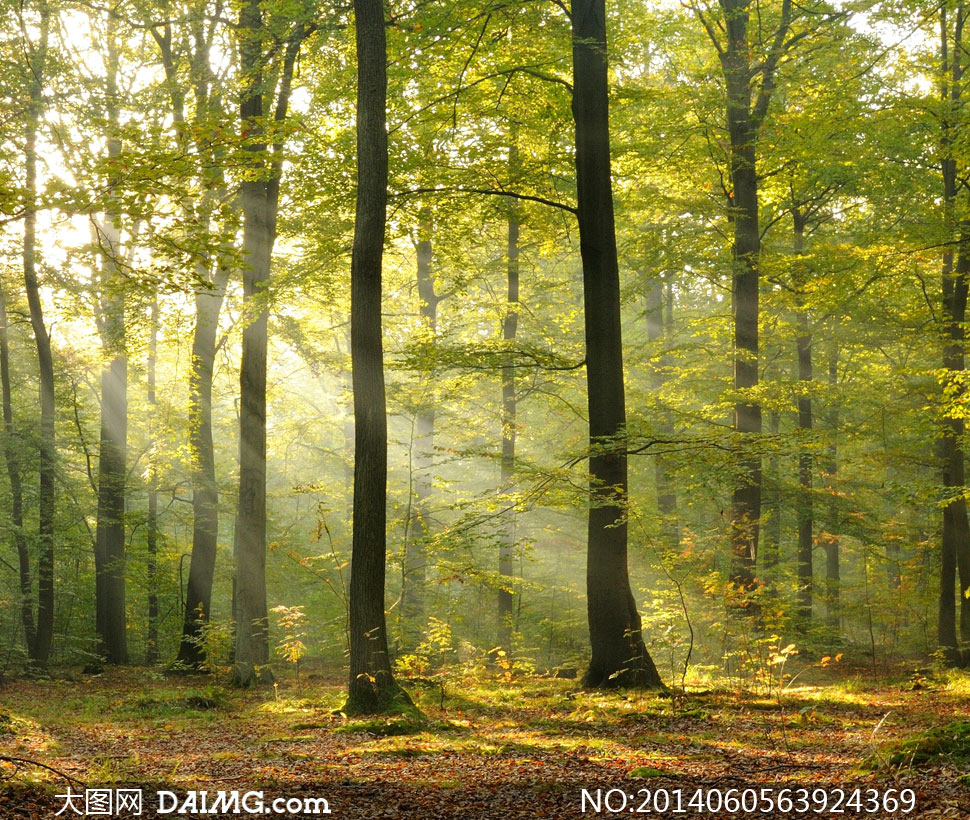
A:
[645, 274, 677, 550]
[231, 1, 304, 686]
[824, 342, 840, 630]
[572, 0, 663, 689]
[722, 0, 762, 591]
[146, 297, 159, 665]
[0, 289, 35, 653]
[22, 0, 53, 667]
[762, 410, 781, 573]
[346, 0, 409, 713]
[938, 4, 970, 652]
[176, 266, 228, 669]
[93, 25, 129, 665]
[232, 0, 273, 684]
[402, 208, 435, 649]
[498, 166, 520, 655]
[794, 215, 813, 621]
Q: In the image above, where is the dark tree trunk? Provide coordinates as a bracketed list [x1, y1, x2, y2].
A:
[231, 1, 305, 686]
[22, 0, 53, 667]
[0, 289, 34, 653]
[148, 17, 230, 672]
[645, 274, 677, 550]
[498, 166, 520, 655]
[94, 26, 128, 665]
[176, 267, 228, 670]
[571, 0, 663, 689]
[94, 227, 129, 665]
[232, 0, 273, 685]
[793, 215, 813, 621]
[722, 0, 763, 590]
[402, 208, 435, 649]
[146, 296, 160, 665]
[824, 342, 840, 630]
[345, 0, 410, 714]
[939, 4, 970, 652]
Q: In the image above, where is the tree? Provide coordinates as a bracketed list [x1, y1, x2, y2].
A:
[571, 0, 664, 688]
[93, 14, 129, 666]
[144, 5, 235, 672]
[232, 0, 310, 687]
[938, 0, 970, 653]
[345, 0, 410, 713]
[18, 0, 54, 667]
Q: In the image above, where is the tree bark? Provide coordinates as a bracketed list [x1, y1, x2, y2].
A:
[402, 207, 435, 649]
[762, 410, 781, 574]
[176, 266, 228, 669]
[346, 0, 410, 714]
[498, 162, 520, 655]
[22, 0, 53, 667]
[571, 0, 663, 689]
[231, 1, 305, 686]
[824, 342, 840, 630]
[793, 214, 813, 621]
[722, 0, 763, 591]
[93, 22, 128, 666]
[645, 274, 677, 550]
[938, 3, 970, 652]
[146, 296, 159, 665]
[0, 288, 34, 653]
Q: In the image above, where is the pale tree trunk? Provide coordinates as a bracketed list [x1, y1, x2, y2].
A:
[146, 296, 159, 665]
[793, 213, 813, 621]
[572, 0, 663, 689]
[645, 274, 677, 550]
[402, 207, 435, 649]
[346, 0, 410, 713]
[762, 410, 781, 574]
[498, 157, 520, 655]
[824, 341, 840, 630]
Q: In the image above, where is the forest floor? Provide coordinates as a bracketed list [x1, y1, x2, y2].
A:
[0, 665, 968, 818]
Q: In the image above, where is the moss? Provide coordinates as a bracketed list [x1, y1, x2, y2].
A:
[864, 721, 970, 771]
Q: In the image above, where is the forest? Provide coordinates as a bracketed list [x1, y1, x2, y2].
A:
[0, 0, 969, 817]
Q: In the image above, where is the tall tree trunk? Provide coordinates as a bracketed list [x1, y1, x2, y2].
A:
[233, 0, 273, 686]
[645, 274, 677, 550]
[0, 288, 35, 653]
[498, 164, 520, 655]
[722, 0, 763, 591]
[402, 208, 435, 649]
[176, 266, 228, 670]
[824, 341, 840, 630]
[146, 296, 159, 665]
[345, 0, 409, 714]
[22, 0, 53, 667]
[148, 17, 231, 672]
[572, 0, 663, 689]
[794, 214, 813, 621]
[93, 24, 129, 666]
[938, 3, 970, 652]
[231, 1, 305, 686]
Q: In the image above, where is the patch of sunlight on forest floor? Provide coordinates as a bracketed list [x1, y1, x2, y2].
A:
[1, 666, 968, 817]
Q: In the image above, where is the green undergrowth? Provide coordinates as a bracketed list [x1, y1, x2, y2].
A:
[864, 720, 970, 771]
[125, 685, 230, 716]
